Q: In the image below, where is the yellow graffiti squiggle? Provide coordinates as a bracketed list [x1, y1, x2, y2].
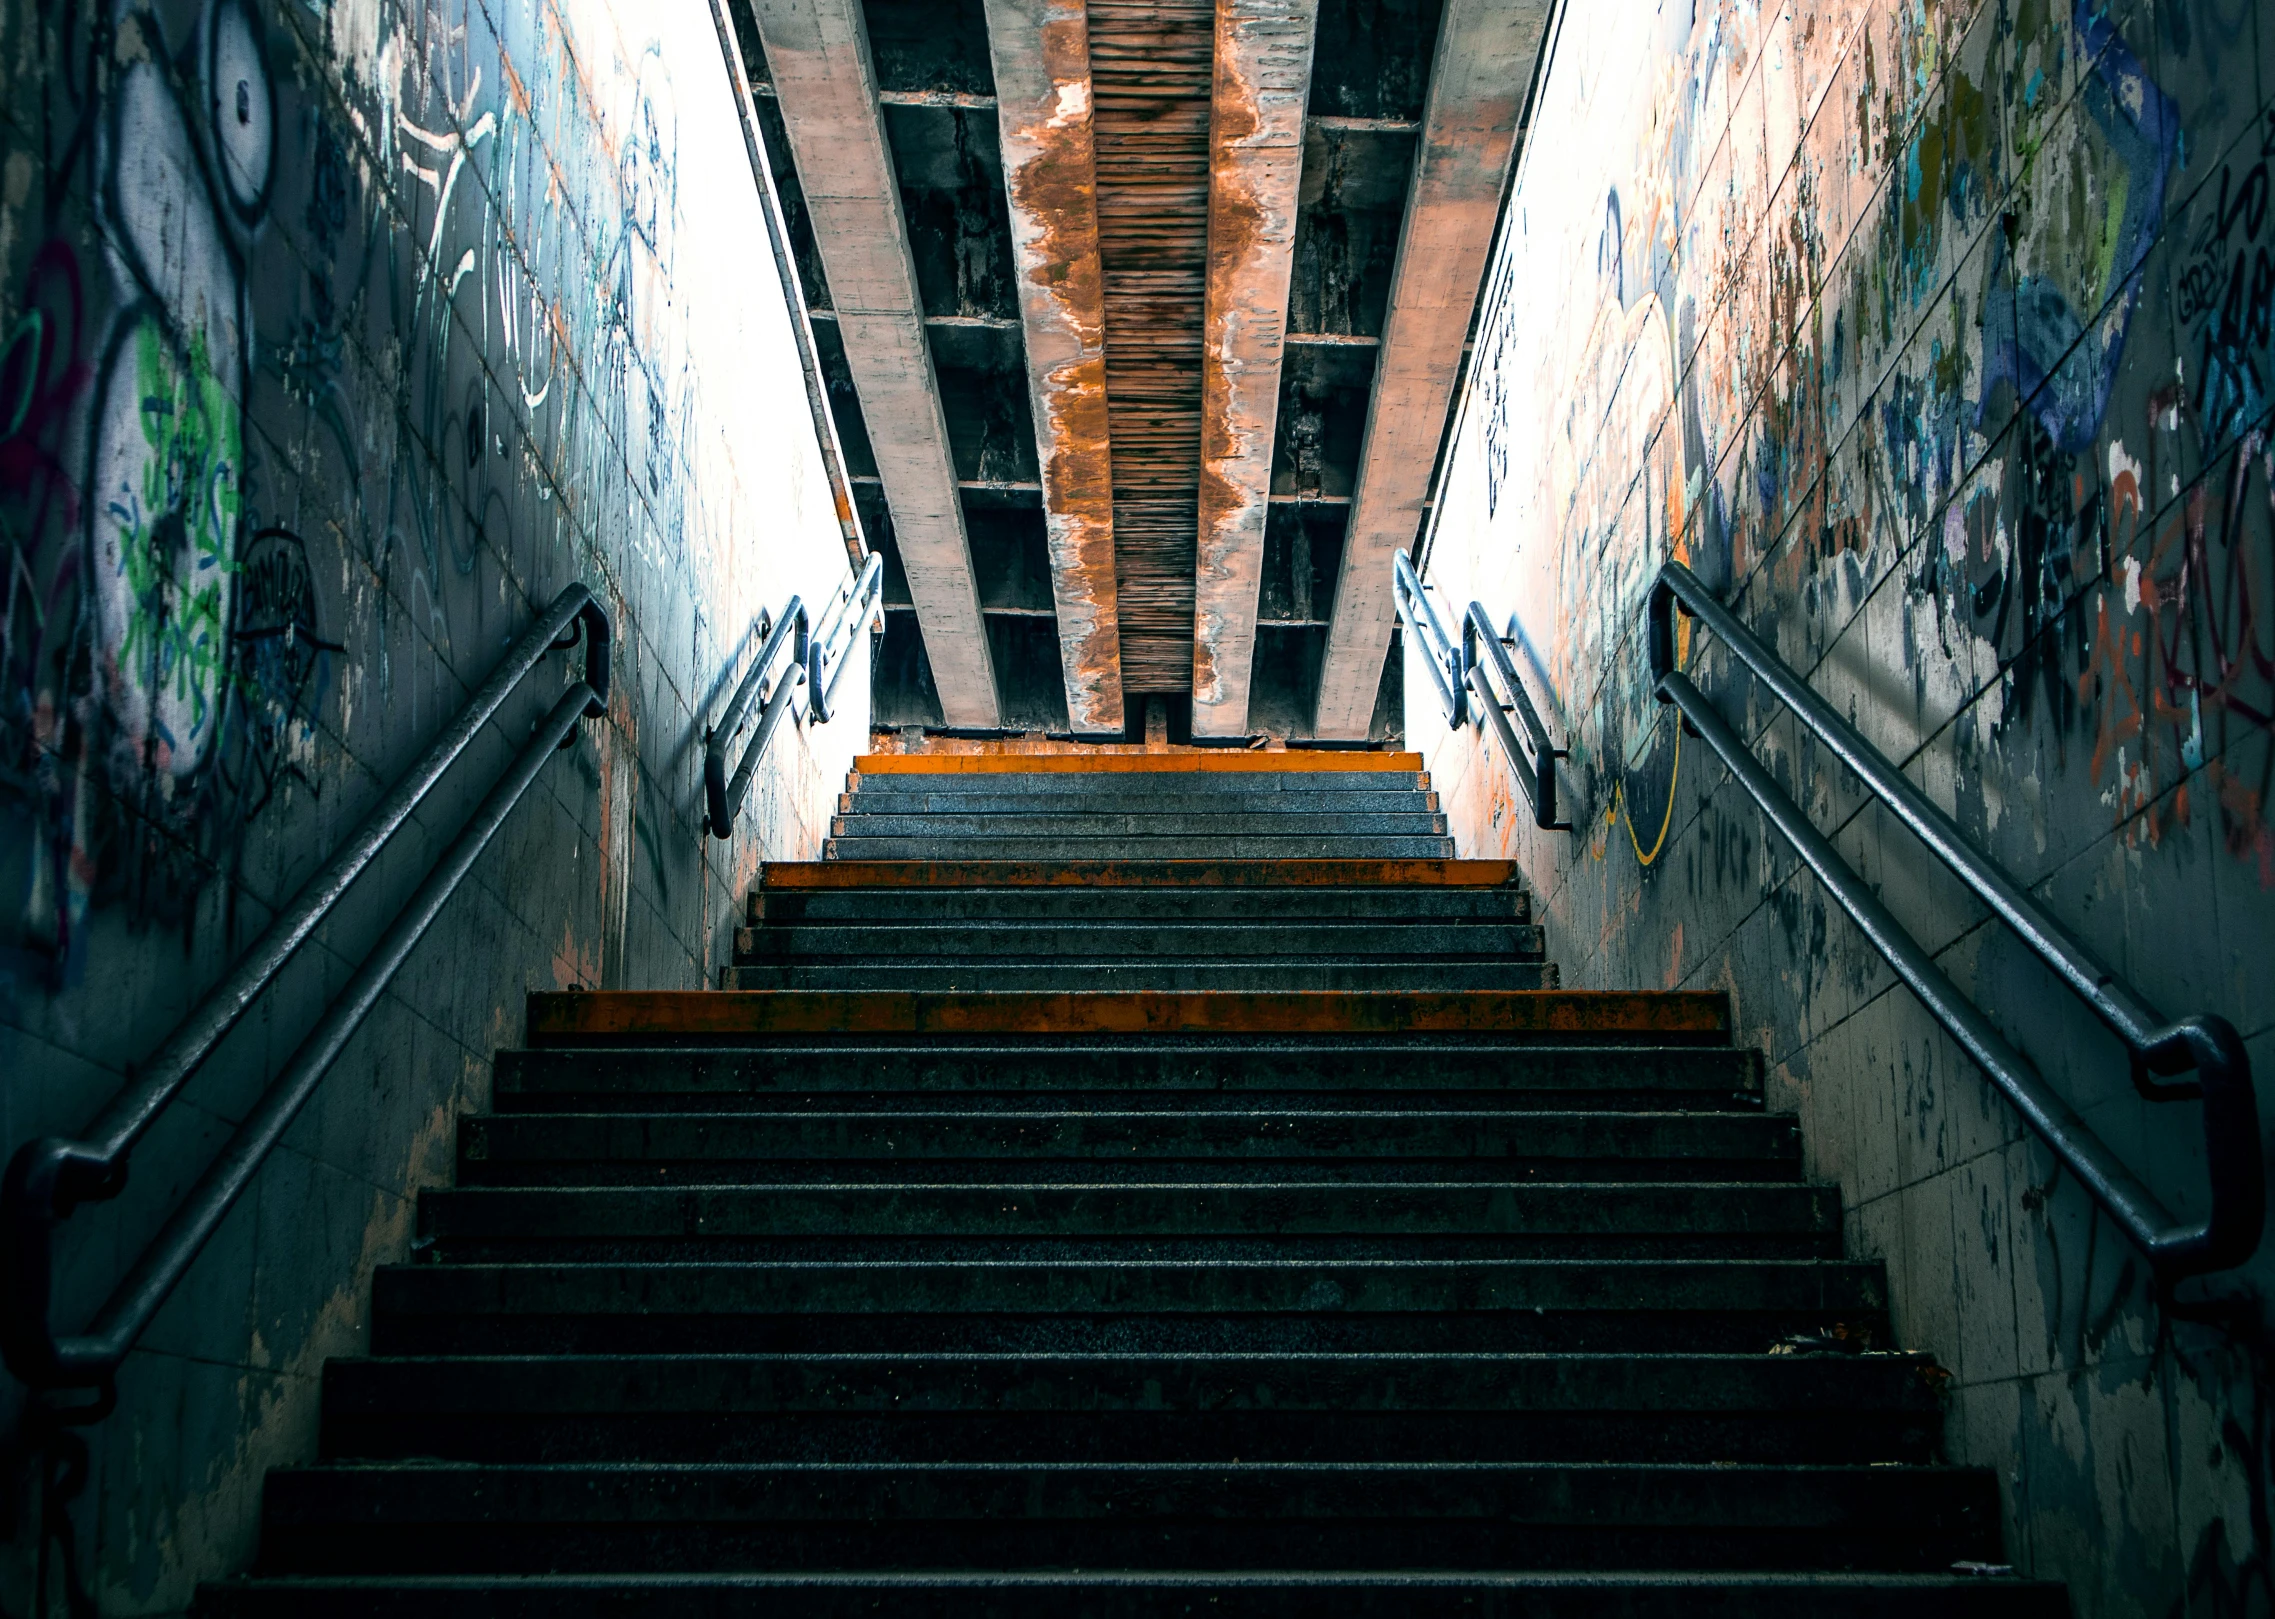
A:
[1616, 719, 1681, 867]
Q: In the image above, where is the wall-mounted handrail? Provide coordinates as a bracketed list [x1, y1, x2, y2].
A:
[1394, 550, 1467, 726]
[1394, 550, 1568, 831]
[703, 556, 882, 841]
[2, 587, 612, 1410]
[1648, 559, 2263, 1281]
[1462, 603, 1568, 831]
[705, 599, 809, 839]
[806, 554, 884, 726]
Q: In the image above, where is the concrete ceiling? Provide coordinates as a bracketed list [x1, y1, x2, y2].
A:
[725, 0, 1548, 740]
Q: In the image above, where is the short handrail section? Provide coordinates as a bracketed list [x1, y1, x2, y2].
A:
[2, 586, 612, 1409]
[705, 599, 808, 839]
[1648, 559, 2263, 1281]
[1394, 550, 1568, 831]
[807, 554, 884, 726]
[704, 555, 881, 840]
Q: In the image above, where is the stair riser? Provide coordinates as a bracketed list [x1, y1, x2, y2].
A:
[461, 1161, 1799, 1187]
[831, 815, 1452, 838]
[251, 1524, 2004, 1577]
[317, 1410, 1936, 1466]
[823, 839, 1459, 859]
[840, 792, 1440, 815]
[733, 925, 1545, 959]
[370, 1260, 1890, 1350]
[846, 773, 1426, 794]
[418, 1185, 1843, 1244]
[370, 1310, 1896, 1358]
[323, 1356, 1934, 1414]
[494, 1048, 1764, 1112]
[196, 1576, 2074, 1618]
[724, 964, 1559, 992]
[755, 890, 1529, 923]
[253, 1461, 2006, 1572]
[456, 1114, 1803, 1181]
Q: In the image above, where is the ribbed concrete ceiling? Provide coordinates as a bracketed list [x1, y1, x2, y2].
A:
[727, 0, 1549, 739]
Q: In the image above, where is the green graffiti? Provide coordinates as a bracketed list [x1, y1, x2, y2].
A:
[116, 319, 240, 753]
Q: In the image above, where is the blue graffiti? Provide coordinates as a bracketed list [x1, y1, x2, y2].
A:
[1979, 2, 2177, 451]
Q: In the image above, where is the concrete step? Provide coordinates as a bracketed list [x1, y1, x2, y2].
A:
[753, 887, 1531, 924]
[197, 1570, 2074, 1618]
[455, 1110, 1804, 1186]
[369, 1257, 1893, 1356]
[721, 962, 1559, 992]
[492, 1044, 1765, 1113]
[315, 1352, 1940, 1464]
[415, 1183, 1844, 1263]
[841, 790, 1440, 815]
[762, 859, 1521, 891]
[249, 1460, 2007, 1574]
[732, 923, 1544, 960]
[849, 758, 1427, 789]
[824, 837, 1460, 859]
[831, 813, 1450, 838]
[520, 990, 1731, 1044]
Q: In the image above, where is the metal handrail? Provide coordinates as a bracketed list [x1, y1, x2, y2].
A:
[1649, 559, 2263, 1280]
[806, 554, 883, 726]
[1394, 550, 1568, 831]
[702, 556, 882, 841]
[705, 599, 809, 839]
[2, 586, 612, 1410]
[1462, 603, 1568, 831]
[1393, 550, 1467, 725]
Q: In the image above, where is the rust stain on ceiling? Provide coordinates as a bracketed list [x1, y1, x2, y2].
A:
[988, 0, 1126, 733]
[1090, 0, 1214, 695]
[1191, 0, 1315, 733]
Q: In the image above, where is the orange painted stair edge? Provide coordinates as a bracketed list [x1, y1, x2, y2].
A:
[852, 752, 1425, 776]
[527, 990, 1731, 1041]
[761, 860, 1522, 889]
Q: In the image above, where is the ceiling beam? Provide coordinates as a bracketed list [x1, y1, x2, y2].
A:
[984, 0, 1125, 735]
[1310, 0, 1548, 737]
[1189, 0, 1317, 737]
[753, 0, 1001, 726]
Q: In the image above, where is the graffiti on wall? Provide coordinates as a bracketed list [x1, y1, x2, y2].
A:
[0, 0, 712, 990]
[1442, 0, 2275, 1608]
[1477, 0, 2275, 891]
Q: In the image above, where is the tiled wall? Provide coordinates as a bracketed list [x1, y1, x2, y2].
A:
[0, 0, 864, 1605]
[1421, 1, 2274, 1611]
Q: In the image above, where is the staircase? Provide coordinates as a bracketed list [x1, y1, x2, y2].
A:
[202, 752, 2068, 1615]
